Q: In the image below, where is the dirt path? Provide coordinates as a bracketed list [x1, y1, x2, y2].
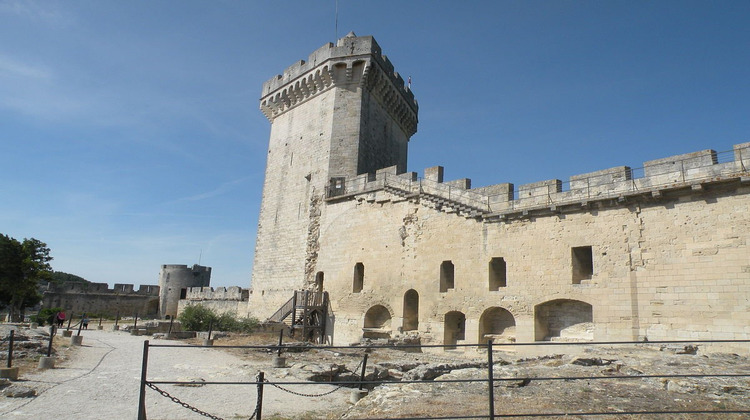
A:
[0, 329, 352, 419]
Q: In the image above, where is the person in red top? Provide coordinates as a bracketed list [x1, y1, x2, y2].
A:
[56, 311, 66, 327]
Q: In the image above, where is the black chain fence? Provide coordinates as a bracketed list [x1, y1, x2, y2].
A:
[137, 339, 750, 420]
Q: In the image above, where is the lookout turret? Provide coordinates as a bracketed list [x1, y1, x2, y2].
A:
[250, 34, 418, 315]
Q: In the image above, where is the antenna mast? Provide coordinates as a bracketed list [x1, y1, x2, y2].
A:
[335, 0, 339, 40]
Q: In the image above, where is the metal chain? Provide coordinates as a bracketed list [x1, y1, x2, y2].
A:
[145, 382, 224, 420]
[267, 380, 346, 397]
[265, 355, 366, 398]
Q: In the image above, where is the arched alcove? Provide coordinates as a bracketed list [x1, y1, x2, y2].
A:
[478, 307, 516, 343]
[534, 299, 593, 341]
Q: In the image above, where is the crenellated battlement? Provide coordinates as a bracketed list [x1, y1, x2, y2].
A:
[183, 286, 249, 301]
[44, 281, 160, 296]
[259, 33, 418, 137]
[326, 142, 750, 220]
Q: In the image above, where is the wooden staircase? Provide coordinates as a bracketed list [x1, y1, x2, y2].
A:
[266, 290, 329, 344]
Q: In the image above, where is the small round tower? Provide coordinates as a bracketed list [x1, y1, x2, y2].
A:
[158, 264, 211, 319]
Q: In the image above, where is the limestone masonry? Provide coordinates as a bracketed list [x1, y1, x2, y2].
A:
[41, 281, 159, 318]
[248, 33, 750, 351]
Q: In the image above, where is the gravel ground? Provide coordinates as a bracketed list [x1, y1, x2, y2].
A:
[3, 325, 749, 420]
[0, 327, 352, 419]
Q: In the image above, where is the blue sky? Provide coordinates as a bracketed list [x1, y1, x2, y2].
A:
[1, 1, 748, 288]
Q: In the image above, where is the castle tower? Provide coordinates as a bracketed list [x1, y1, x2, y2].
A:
[158, 264, 211, 318]
[249, 33, 418, 316]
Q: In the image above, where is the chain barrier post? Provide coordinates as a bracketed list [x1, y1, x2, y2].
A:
[66, 311, 73, 331]
[487, 340, 495, 420]
[6, 330, 14, 368]
[77, 313, 84, 336]
[138, 340, 150, 420]
[46, 326, 55, 357]
[256, 371, 264, 420]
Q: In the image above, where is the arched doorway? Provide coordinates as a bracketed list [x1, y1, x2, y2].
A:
[444, 311, 466, 349]
[363, 305, 392, 339]
[402, 290, 419, 331]
[478, 307, 516, 343]
[534, 299, 593, 341]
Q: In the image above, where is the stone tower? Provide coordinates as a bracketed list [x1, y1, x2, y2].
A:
[158, 264, 211, 318]
[249, 33, 418, 316]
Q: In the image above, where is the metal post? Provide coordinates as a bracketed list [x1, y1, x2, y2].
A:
[207, 320, 213, 341]
[6, 330, 14, 368]
[114, 310, 119, 328]
[168, 318, 174, 334]
[358, 353, 369, 390]
[77, 314, 84, 336]
[98, 316, 102, 327]
[66, 312, 73, 331]
[277, 329, 283, 356]
[137, 340, 150, 420]
[46, 326, 55, 357]
[256, 371, 264, 420]
[487, 340, 495, 420]
[133, 312, 139, 332]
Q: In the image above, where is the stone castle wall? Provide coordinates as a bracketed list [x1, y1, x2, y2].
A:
[41, 282, 159, 318]
[176, 286, 249, 317]
[308, 142, 750, 349]
[248, 33, 750, 352]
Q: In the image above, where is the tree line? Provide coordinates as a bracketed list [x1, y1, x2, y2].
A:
[0, 234, 53, 322]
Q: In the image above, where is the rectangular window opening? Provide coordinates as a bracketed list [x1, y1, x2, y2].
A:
[489, 257, 507, 290]
[440, 260, 455, 292]
[572, 246, 594, 284]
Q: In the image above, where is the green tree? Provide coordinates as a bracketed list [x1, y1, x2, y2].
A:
[0, 234, 53, 321]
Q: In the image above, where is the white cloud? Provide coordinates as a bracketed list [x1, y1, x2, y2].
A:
[174, 176, 255, 202]
[0, 1, 74, 27]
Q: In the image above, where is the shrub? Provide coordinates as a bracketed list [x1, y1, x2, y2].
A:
[31, 307, 62, 326]
[178, 304, 259, 333]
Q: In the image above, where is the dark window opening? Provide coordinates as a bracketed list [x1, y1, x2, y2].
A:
[489, 257, 507, 290]
[315, 271, 324, 292]
[440, 260, 455, 292]
[179, 288, 187, 299]
[572, 246, 594, 284]
[353, 263, 364, 293]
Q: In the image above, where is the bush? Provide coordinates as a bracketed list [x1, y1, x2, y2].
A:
[178, 304, 259, 333]
[31, 307, 62, 326]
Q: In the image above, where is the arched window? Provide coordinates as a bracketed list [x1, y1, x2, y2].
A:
[402, 290, 419, 331]
[353, 263, 364, 293]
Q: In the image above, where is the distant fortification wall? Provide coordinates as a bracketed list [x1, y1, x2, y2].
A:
[41, 282, 159, 318]
[176, 286, 249, 317]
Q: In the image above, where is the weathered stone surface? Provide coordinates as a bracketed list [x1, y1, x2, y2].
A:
[2, 385, 36, 398]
